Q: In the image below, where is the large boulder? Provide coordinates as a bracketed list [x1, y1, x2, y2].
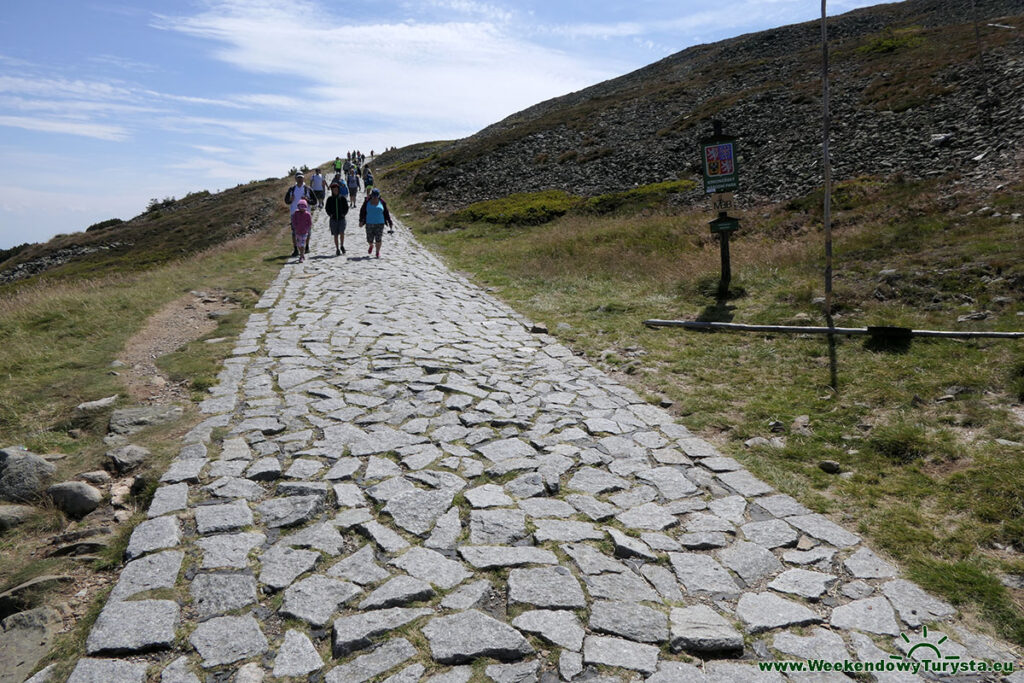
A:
[47, 482, 103, 519]
[0, 606, 62, 683]
[105, 444, 151, 474]
[0, 504, 36, 532]
[108, 405, 183, 436]
[74, 395, 118, 415]
[0, 447, 56, 502]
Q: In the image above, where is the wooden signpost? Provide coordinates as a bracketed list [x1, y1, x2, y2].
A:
[701, 120, 740, 297]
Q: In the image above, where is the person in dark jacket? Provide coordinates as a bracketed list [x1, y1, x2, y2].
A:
[324, 181, 349, 256]
[358, 188, 393, 259]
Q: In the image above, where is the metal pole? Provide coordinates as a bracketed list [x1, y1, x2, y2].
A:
[821, 0, 832, 319]
[821, 0, 838, 391]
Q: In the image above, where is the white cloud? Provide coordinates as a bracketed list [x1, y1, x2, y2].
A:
[154, 2, 620, 134]
[0, 116, 130, 141]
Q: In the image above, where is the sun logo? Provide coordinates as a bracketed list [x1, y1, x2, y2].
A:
[890, 626, 958, 663]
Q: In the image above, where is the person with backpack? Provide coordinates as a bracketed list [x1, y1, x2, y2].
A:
[346, 169, 360, 208]
[363, 167, 374, 196]
[333, 156, 343, 175]
[359, 188, 393, 259]
[310, 168, 327, 209]
[284, 173, 316, 256]
[324, 181, 349, 256]
[291, 199, 313, 263]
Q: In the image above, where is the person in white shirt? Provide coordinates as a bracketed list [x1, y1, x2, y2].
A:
[310, 169, 326, 209]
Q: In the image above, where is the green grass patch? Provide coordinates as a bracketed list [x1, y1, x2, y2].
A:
[445, 190, 581, 227]
[856, 27, 925, 54]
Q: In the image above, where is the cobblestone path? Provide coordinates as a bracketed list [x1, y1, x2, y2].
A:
[66, 192, 1022, 682]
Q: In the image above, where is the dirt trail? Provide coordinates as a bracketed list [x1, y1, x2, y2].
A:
[116, 289, 237, 403]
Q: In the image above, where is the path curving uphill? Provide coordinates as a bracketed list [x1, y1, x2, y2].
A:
[65, 189, 1021, 682]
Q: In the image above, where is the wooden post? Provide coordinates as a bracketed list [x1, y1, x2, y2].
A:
[719, 227, 731, 298]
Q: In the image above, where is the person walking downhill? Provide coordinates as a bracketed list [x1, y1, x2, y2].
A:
[333, 156, 343, 175]
[325, 181, 349, 256]
[284, 172, 316, 257]
[359, 188, 393, 259]
[291, 199, 313, 262]
[310, 168, 327, 209]
[346, 169, 360, 208]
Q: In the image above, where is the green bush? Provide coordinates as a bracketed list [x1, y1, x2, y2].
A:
[446, 190, 581, 227]
[857, 28, 924, 54]
[583, 180, 697, 215]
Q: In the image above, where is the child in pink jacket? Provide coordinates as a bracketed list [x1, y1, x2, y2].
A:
[291, 199, 313, 262]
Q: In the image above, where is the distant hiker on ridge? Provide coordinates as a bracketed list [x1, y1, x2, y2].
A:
[359, 188, 393, 259]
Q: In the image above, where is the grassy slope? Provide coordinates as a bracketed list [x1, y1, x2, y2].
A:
[0, 180, 294, 677]
[383, 174, 1024, 646]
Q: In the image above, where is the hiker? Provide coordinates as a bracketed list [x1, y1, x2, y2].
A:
[359, 188, 393, 259]
[325, 181, 349, 256]
[343, 157, 353, 174]
[363, 167, 374, 195]
[284, 173, 316, 257]
[291, 199, 312, 262]
[333, 156, 343, 175]
[310, 168, 327, 209]
[346, 169, 360, 208]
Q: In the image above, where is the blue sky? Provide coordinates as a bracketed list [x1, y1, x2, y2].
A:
[0, 0, 883, 249]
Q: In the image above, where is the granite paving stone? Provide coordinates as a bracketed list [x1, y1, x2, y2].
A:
[582, 635, 659, 675]
[508, 566, 586, 608]
[458, 545, 558, 568]
[735, 592, 822, 633]
[669, 552, 741, 595]
[85, 600, 179, 654]
[258, 545, 320, 590]
[768, 568, 838, 599]
[422, 610, 534, 663]
[583, 571, 660, 602]
[190, 572, 258, 619]
[359, 575, 435, 609]
[328, 544, 392, 585]
[109, 550, 183, 601]
[125, 516, 181, 559]
[718, 540, 784, 585]
[195, 500, 253, 534]
[589, 600, 669, 643]
[197, 532, 265, 569]
[273, 629, 324, 677]
[148, 483, 189, 518]
[511, 609, 585, 650]
[829, 595, 901, 635]
[440, 578, 492, 609]
[844, 547, 898, 579]
[325, 637, 417, 683]
[390, 546, 471, 589]
[281, 575, 361, 626]
[333, 607, 433, 657]
[881, 579, 956, 627]
[72, 210, 1009, 679]
[669, 604, 744, 654]
[67, 659, 149, 683]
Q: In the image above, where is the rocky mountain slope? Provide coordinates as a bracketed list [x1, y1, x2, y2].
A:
[378, 0, 1023, 211]
[0, 179, 284, 287]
